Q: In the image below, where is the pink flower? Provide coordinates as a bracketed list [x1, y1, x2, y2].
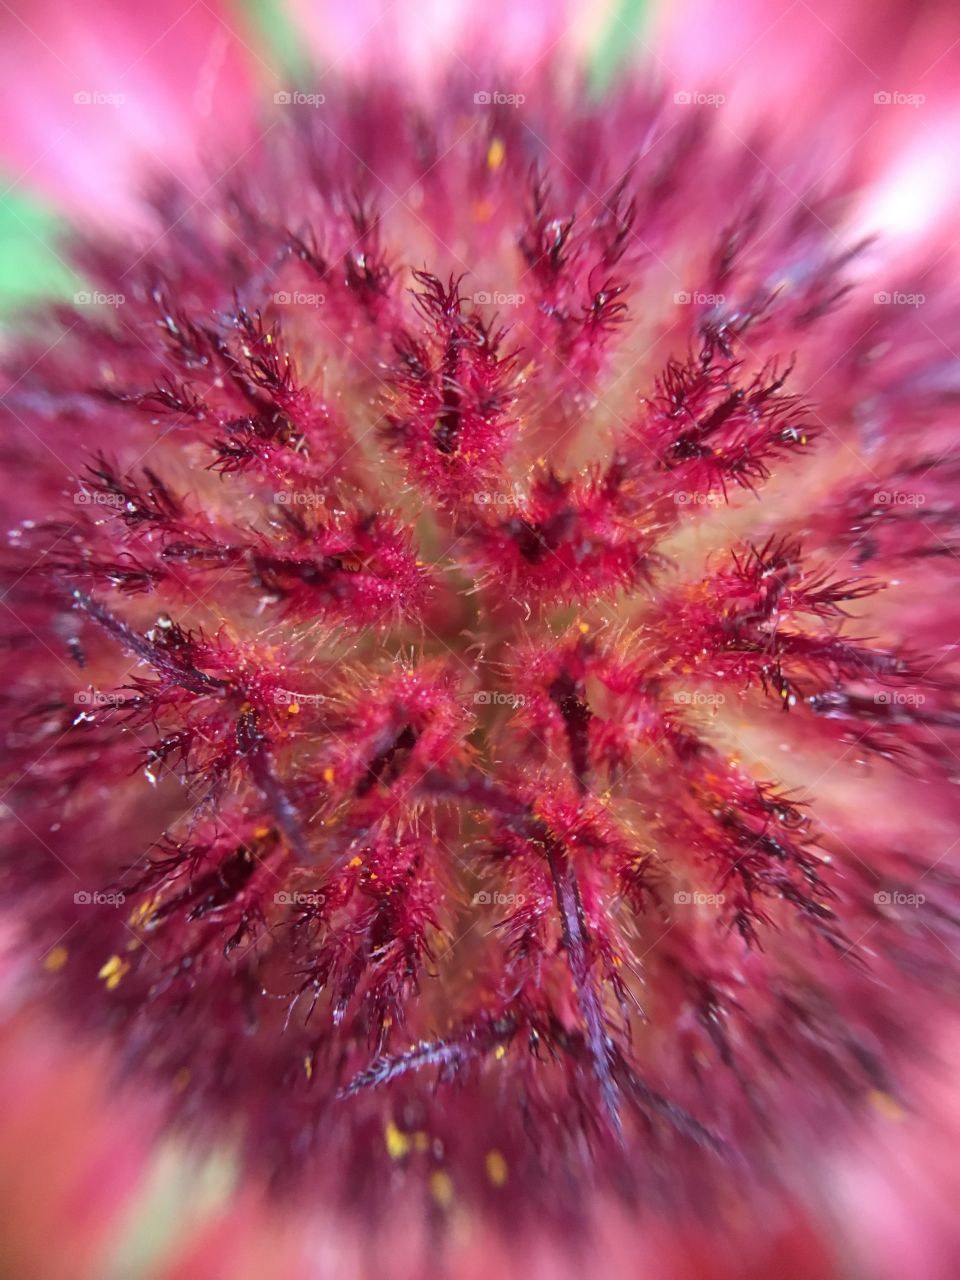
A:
[1, 1, 959, 1276]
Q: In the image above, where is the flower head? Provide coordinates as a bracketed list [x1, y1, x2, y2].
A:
[1, 1, 960, 1275]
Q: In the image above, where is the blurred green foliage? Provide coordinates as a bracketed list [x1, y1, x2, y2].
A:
[239, 0, 310, 78]
[0, 191, 74, 312]
[591, 0, 649, 91]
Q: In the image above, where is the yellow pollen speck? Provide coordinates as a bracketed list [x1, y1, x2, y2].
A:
[287, 703, 300, 715]
[385, 1120, 412, 1160]
[44, 946, 68, 972]
[577, 620, 590, 634]
[304, 1055, 313, 1080]
[129, 898, 156, 927]
[485, 1150, 508, 1186]
[98, 954, 130, 990]
[254, 825, 271, 838]
[494, 1045, 506, 1060]
[348, 855, 363, 868]
[869, 1090, 905, 1121]
[486, 137, 505, 170]
[172, 1068, 191, 1093]
[429, 1170, 454, 1207]
[323, 767, 336, 784]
